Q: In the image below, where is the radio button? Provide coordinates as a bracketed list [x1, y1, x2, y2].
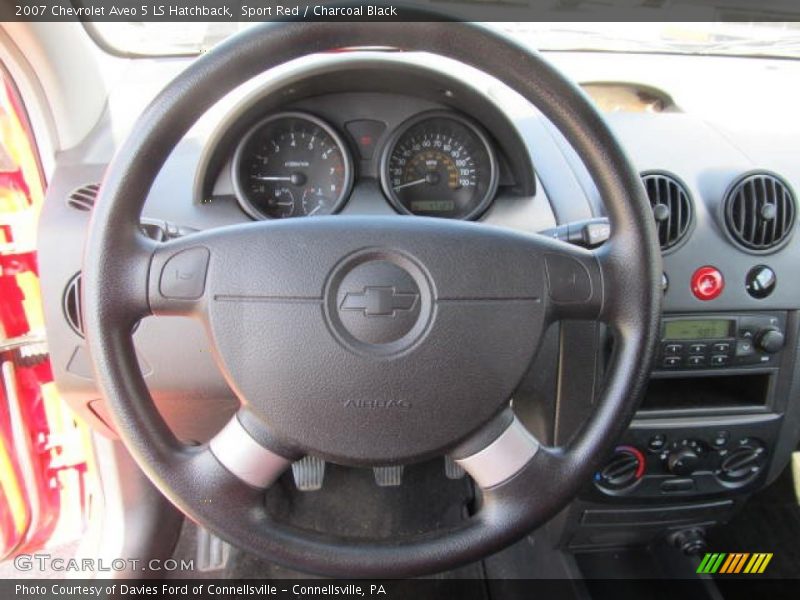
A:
[687, 355, 706, 367]
[711, 342, 731, 354]
[663, 343, 683, 355]
[710, 355, 729, 367]
[736, 339, 755, 357]
[688, 343, 707, 354]
[662, 356, 681, 368]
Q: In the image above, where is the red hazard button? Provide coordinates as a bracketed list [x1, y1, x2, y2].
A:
[691, 266, 724, 301]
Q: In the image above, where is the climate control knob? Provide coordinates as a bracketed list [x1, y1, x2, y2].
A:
[667, 448, 700, 476]
[717, 439, 767, 487]
[756, 328, 785, 354]
[595, 446, 645, 492]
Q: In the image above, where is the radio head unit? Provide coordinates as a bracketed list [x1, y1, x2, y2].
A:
[656, 313, 785, 371]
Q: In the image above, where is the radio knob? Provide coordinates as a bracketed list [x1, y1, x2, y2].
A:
[756, 327, 785, 354]
[667, 448, 700, 476]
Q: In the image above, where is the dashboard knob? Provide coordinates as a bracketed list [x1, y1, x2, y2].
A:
[595, 446, 645, 492]
[756, 328, 785, 353]
[717, 441, 767, 486]
[667, 448, 699, 476]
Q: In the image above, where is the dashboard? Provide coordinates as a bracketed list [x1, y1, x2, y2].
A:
[36, 49, 800, 555]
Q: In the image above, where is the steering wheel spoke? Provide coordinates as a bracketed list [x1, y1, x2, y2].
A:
[208, 410, 298, 489]
[450, 408, 541, 490]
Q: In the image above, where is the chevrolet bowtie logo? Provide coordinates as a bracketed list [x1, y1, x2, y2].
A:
[340, 286, 419, 317]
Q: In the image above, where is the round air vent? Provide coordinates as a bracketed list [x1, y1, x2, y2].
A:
[641, 172, 693, 251]
[63, 272, 84, 337]
[723, 172, 796, 253]
[67, 183, 100, 212]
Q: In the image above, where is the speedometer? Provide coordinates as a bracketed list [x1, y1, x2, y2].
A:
[232, 112, 353, 220]
[380, 112, 498, 220]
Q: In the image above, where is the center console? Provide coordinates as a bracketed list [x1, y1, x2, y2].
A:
[593, 312, 786, 500]
[552, 311, 795, 552]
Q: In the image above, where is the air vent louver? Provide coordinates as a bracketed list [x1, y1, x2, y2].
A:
[67, 183, 100, 211]
[63, 272, 84, 337]
[642, 172, 693, 251]
[723, 172, 796, 252]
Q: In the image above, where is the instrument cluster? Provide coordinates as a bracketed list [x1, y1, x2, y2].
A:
[232, 109, 499, 221]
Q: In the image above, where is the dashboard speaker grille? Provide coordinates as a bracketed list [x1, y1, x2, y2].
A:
[67, 183, 100, 211]
[724, 172, 796, 252]
[63, 272, 84, 337]
[642, 172, 693, 251]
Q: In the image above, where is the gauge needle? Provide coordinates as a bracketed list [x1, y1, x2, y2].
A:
[393, 178, 427, 191]
[253, 173, 307, 186]
[308, 205, 322, 216]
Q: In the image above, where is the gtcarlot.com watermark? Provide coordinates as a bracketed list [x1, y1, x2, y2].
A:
[14, 553, 194, 573]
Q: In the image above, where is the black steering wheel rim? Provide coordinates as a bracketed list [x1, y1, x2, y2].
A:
[83, 22, 662, 577]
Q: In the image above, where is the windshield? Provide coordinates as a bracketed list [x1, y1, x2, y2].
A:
[89, 21, 800, 59]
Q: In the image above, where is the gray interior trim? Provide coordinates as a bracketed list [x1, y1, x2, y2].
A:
[455, 417, 540, 489]
[208, 415, 291, 489]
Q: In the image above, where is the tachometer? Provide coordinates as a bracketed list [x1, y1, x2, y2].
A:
[232, 112, 353, 219]
[381, 112, 498, 220]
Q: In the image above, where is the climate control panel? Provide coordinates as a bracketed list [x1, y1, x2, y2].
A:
[592, 416, 780, 498]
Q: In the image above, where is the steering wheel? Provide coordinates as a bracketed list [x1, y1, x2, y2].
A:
[83, 22, 661, 577]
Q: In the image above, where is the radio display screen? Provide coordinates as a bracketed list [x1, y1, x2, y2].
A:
[663, 319, 733, 340]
